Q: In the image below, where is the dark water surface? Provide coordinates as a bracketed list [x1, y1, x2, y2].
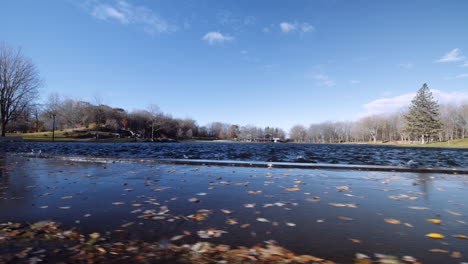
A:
[1, 155, 468, 263]
[2, 142, 467, 168]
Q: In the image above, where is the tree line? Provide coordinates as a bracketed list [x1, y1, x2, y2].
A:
[7, 94, 287, 141]
[289, 84, 467, 144]
[1, 42, 466, 143]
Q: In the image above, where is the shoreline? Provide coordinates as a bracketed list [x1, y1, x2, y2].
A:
[5, 135, 468, 148]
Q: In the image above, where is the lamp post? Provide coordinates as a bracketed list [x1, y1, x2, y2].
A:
[52, 113, 56, 142]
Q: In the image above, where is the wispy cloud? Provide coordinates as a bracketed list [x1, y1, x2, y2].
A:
[349, 80, 360, 84]
[311, 74, 335, 87]
[83, 0, 176, 35]
[202, 32, 234, 45]
[216, 10, 255, 32]
[360, 89, 468, 117]
[279, 22, 314, 33]
[398, 62, 414, 69]
[437, 48, 464, 62]
[462, 62, 468, 67]
[456, 73, 468, 78]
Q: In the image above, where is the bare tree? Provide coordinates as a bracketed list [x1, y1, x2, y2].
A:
[0, 43, 41, 136]
[148, 104, 162, 141]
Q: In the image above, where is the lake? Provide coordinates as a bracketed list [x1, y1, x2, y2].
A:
[2, 142, 467, 168]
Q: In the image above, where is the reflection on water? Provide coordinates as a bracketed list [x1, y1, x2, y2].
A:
[0, 155, 467, 264]
[2, 142, 468, 168]
[415, 173, 433, 199]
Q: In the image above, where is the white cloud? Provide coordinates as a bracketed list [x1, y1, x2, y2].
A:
[360, 89, 468, 117]
[350, 80, 360, 84]
[311, 74, 335, 87]
[437, 48, 464, 62]
[280, 22, 296, 33]
[300, 23, 314, 33]
[462, 62, 468, 67]
[279, 22, 314, 33]
[85, 0, 175, 34]
[398, 62, 414, 69]
[202, 32, 234, 45]
[456, 73, 468, 78]
[92, 5, 127, 23]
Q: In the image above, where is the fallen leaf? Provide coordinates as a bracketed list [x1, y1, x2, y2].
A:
[336, 186, 349, 191]
[338, 216, 353, 221]
[170, 235, 185, 241]
[408, 206, 429, 210]
[447, 210, 463, 216]
[451, 251, 462, 258]
[187, 214, 207, 221]
[453, 235, 468, 239]
[112, 202, 125, 205]
[285, 222, 296, 227]
[426, 219, 441, 224]
[384, 219, 401, 225]
[240, 224, 251, 228]
[188, 198, 201, 203]
[282, 187, 301, 191]
[328, 203, 358, 208]
[59, 206, 71, 209]
[61, 196, 73, 199]
[429, 249, 449, 253]
[220, 209, 233, 214]
[426, 233, 445, 239]
[256, 218, 270, 223]
[121, 222, 134, 228]
[226, 219, 238, 225]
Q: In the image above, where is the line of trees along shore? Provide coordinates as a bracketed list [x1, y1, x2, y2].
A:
[1, 42, 467, 143]
[8, 94, 287, 141]
[290, 84, 467, 144]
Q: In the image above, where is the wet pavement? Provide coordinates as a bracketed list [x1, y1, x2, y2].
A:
[1, 154, 468, 263]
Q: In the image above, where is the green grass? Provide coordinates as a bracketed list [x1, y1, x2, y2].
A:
[6, 129, 133, 143]
[397, 138, 468, 148]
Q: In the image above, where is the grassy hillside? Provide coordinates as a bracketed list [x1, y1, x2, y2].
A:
[6, 129, 135, 142]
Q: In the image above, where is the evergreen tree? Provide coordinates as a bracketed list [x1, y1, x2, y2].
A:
[404, 83, 442, 144]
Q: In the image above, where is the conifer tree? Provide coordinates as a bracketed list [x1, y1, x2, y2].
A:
[404, 83, 442, 144]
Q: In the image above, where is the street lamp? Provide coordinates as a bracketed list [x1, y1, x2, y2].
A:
[51, 113, 56, 142]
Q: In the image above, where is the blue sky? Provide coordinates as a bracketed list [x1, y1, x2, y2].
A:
[1, 0, 468, 130]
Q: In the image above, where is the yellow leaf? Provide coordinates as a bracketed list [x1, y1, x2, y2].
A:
[282, 187, 301, 191]
[453, 235, 468, 239]
[426, 219, 442, 224]
[426, 233, 445, 239]
[447, 210, 463, 216]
